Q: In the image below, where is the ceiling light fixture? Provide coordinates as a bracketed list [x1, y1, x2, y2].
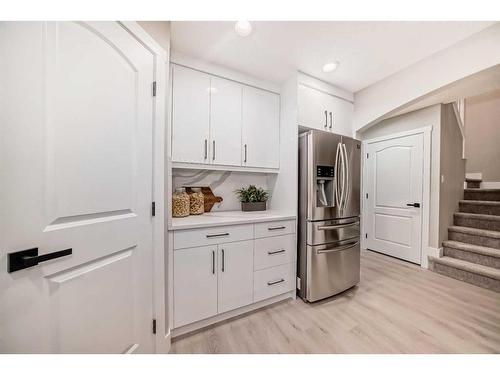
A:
[235, 21, 252, 37]
[322, 61, 340, 73]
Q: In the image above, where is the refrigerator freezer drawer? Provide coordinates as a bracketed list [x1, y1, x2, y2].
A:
[307, 218, 360, 246]
[305, 239, 360, 302]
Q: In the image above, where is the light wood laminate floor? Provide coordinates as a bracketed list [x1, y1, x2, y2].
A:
[170, 249, 500, 354]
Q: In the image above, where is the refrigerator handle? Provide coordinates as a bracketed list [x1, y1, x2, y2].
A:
[342, 143, 349, 210]
[334, 143, 341, 207]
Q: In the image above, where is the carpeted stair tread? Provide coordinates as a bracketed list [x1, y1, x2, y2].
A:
[442, 240, 500, 258]
[454, 212, 500, 221]
[459, 200, 500, 206]
[449, 225, 500, 239]
[429, 256, 500, 281]
[465, 188, 500, 193]
[465, 178, 482, 182]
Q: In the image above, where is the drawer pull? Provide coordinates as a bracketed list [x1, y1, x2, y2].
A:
[267, 249, 286, 255]
[267, 278, 285, 286]
[268, 226, 286, 231]
[318, 222, 357, 231]
[206, 233, 229, 238]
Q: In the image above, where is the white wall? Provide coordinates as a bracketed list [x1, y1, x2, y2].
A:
[354, 23, 500, 131]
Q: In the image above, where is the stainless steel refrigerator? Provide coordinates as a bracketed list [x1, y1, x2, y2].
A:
[298, 130, 361, 302]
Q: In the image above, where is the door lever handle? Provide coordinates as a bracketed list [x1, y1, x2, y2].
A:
[8, 247, 72, 273]
[406, 203, 420, 208]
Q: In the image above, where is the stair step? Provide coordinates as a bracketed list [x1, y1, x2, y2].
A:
[465, 179, 481, 188]
[429, 256, 500, 292]
[448, 226, 500, 249]
[442, 240, 500, 269]
[459, 200, 500, 216]
[464, 188, 500, 202]
[454, 212, 500, 231]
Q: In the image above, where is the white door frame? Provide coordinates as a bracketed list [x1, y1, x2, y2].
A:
[361, 126, 432, 268]
[119, 22, 169, 353]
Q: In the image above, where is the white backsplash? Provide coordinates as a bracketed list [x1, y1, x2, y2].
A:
[172, 169, 273, 212]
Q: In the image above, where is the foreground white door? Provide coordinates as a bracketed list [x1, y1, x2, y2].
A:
[365, 133, 424, 264]
[0, 22, 155, 353]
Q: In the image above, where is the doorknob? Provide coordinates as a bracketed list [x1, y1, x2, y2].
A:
[8, 247, 72, 273]
[406, 203, 420, 208]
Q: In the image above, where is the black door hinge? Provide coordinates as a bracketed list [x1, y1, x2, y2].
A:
[365, 233, 368, 239]
[366, 153, 369, 159]
[152, 319, 157, 334]
[152, 81, 157, 97]
[366, 193, 368, 199]
[151, 202, 156, 217]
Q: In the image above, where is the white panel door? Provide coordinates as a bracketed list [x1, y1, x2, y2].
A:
[210, 77, 242, 166]
[171, 65, 210, 163]
[0, 21, 155, 353]
[365, 133, 424, 264]
[217, 241, 254, 314]
[173, 246, 218, 327]
[242, 86, 280, 169]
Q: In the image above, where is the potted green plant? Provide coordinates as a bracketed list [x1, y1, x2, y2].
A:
[235, 185, 269, 212]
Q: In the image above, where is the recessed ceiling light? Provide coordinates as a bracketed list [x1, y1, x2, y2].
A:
[322, 61, 340, 73]
[235, 21, 252, 37]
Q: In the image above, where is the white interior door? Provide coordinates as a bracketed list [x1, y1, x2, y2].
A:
[365, 133, 424, 264]
[210, 77, 242, 166]
[0, 21, 156, 353]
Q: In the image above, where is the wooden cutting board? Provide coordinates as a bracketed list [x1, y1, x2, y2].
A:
[184, 186, 223, 212]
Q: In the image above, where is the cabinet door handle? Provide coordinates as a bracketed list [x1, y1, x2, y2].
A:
[267, 278, 285, 286]
[204, 139, 208, 159]
[212, 140, 216, 161]
[211, 250, 215, 274]
[267, 249, 285, 255]
[206, 233, 229, 238]
[324, 110, 328, 128]
[244, 144, 247, 163]
[268, 226, 286, 231]
[221, 249, 225, 272]
[329, 112, 333, 129]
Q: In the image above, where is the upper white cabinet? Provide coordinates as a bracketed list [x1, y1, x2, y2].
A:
[171, 65, 210, 164]
[210, 77, 242, 166]
[242, 86, 280, 169]
[298, 83, 353, 137]
[171, 64, 280, 170]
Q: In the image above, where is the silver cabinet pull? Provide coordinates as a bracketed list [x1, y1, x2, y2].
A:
[268, 226, 286, 231]
[324, 110, 328, 128]
[211, 250, 215, 274]
[204, 139, 208, 160]
[267, 278, 285, 286]
[221, 249, 225, 272]
[267, 249, 285, 255]
[244, 144, 247, 163]
[329, 112, 333, 129]
[212, 140, 216, 161]
[206, 233, 229, 238]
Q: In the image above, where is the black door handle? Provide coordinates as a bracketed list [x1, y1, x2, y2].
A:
[406, 203, 420, 208]
[8, 247, 72, 273]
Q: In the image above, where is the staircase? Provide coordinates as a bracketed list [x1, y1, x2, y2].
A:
[429, 179, 500, 293]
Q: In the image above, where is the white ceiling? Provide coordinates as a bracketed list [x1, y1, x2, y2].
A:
[171, 21, 495, 93]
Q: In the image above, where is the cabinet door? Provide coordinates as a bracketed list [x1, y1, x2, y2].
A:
[173, 245, 217, 327]
[328, 95, 354, 137]
[218, 241, 254, 313]
[171, 65, 210, 163]
[297, 84, 330, 131]
[210, 77, 242, 166]
[242, 86, 280, 169]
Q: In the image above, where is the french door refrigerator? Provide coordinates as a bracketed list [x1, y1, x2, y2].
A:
[298, 130, 361, 302]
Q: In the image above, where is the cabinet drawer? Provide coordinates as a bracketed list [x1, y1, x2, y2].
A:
[254, 234, 295, 271]
[253, 263, 295, 302]
[254, 220, 295, 238]
[174, 224, 253, 250]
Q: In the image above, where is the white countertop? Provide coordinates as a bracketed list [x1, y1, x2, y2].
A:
[169, 210, 296, 231]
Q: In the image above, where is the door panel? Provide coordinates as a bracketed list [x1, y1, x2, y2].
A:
[173, 246, 218, 327]
[171, 64, 210, 164]
[298, 84, 330, 131]
[218, 241, 254, 313]
[242, 86, 280, 169]
[365, 133, 423, 264]
[0, 21, 155, 353]
[210, 77, 242, 166]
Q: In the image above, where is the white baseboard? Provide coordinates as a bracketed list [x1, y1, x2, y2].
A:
[421, 246, 442, 269]
[171, 291, 294, 339]
[481, 181, 500, 189]
[466, 172, 482, 180]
